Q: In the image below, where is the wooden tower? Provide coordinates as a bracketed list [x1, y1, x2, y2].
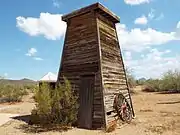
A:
[57, 3, 133, 129]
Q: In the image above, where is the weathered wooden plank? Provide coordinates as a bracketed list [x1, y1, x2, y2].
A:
[102, 61, 123, 68]
[97, 15, 115, 29]
[104, 90, 129, 96]
[62, 3, 119, 23]
[103, 77, 126, 82]
[94, 91, 102, 97]
[99, 27, 117, 40]
[64, 40, 97, 49]
[65, 35, 96, 44]
[105, 106, 114, 113]
[63, 50, 98, 60]
[93, 104, 103, 111]
[104, 85, 127, 90]
[99, 28, 117, 41]
[67, 30, 96, 38]
[106, 115, 116, 123]
[63, 58, 98, 65]
[57, 3, 131, 129]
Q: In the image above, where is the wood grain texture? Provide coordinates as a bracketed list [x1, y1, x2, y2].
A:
[62, 3, 119, 23]
[97, 14, 130, 124]
[57, 11, 105, 129]
[57, 3, 132, 130]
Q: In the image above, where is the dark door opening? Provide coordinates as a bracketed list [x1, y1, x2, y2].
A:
[78, 75, 95, 129]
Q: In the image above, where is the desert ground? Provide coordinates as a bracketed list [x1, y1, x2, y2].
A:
[0, 86, 180, 135]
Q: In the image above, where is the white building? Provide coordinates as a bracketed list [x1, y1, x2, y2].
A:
[39, 72, 57, 89]
[39, 72, 57, 82]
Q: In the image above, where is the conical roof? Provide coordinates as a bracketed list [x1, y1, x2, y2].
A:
[39, 72, 57, 82]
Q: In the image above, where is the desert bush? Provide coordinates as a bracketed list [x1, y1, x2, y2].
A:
[0, 85, 5, 97]
[30, 77, 79, 127]
[126, 68, 136, 88]
[160, 70, 180, 92]
[136, 78, 146, 85]
[0, 84, 28, 102]
[24, 84, 38, 93]
[30, 83, 52, 125]
[127, 75, 136, 88]
[142, 70, 180, 93]
[142, 79, 162, 92]
[125, 67, 136, 94]
[51, 78, 78, 126]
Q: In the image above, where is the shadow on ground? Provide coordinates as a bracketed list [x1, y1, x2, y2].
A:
[157, 91, 180, 94]
[157, 101, 180, 104]
[11, 115, 30, 123]
[16, 124, 71, 133]
[11, 115, 71, 133]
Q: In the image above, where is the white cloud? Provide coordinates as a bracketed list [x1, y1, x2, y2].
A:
[134, 15, 148, 25]
[26, 48, 37, 56]
[52, 0, 61, 8]
[116, 23, 178, 52]
[25, 48, 43, 61]
[119, 21, 180, 78]
[34, 57, 43, 61]
[148, 8, 155, 20]
[16, 13, 66, 40]
[134, 9, 163, 25]
[124, 0, 150, 5]
[123, 48, 180, 79]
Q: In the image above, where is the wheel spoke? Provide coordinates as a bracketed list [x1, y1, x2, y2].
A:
[113, 93, 133, 123]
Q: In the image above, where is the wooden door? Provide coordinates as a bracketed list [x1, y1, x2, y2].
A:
[79, 75, 94, 129]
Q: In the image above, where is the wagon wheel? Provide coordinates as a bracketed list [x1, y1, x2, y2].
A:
[113, 93, 132, 123]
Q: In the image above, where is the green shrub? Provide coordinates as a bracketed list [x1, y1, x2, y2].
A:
[160, 70, 180, 92]
[35, 83, 52, 114]
[24, 84, 38, 93]
[30, 83, 52, 125]
[0, 84, 28, 102]
[143, 79, 162, 92]
[30, 77, 79, 127]
[142, 70, 180, 93]
[0, 85, 5, 97]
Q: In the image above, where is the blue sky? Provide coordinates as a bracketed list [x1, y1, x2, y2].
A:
[0, 0, 180, 80]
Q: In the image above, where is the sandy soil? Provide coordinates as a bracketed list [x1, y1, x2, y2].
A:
[0, 93, 35, 114]
[0, 87, 180, 135]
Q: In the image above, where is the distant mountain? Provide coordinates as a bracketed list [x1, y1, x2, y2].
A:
[138, 78, 146, 81]
[20, 78, 35, 82]
[0, 78, 37, 86]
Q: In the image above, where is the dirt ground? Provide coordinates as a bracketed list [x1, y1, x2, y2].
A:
[0, 87, 180, 135]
